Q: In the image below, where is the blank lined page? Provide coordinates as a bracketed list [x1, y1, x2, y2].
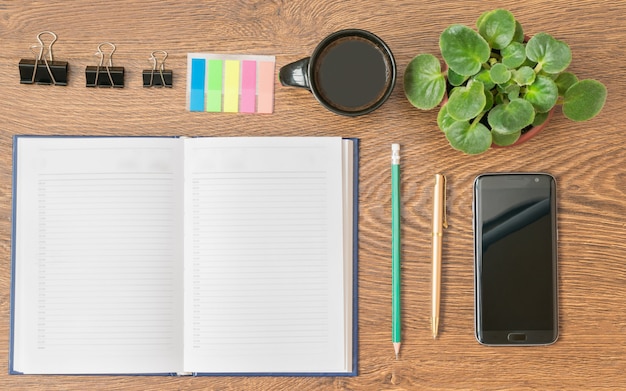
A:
[183, 137, 349, 373]
[12, 137, 184, 374]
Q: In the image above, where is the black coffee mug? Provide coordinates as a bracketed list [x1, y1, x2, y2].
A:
[279, 29, 396, 116]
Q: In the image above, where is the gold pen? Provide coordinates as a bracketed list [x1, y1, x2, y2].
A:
[432, 174, 448, 339]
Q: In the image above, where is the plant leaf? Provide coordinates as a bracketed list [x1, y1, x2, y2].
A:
[476, 11, 488, 29]
[555, 72, 578, 95]
[440, 24, 490, 76]
[403, 54, 446, 110]
[532, 111, 549, 126]
[512, 21, 524, 43]
[524, 74, 558, 113]
[473, 68, 495, 90]
[492, 127, 521, 146]
[437, 104, 458, 132]
[483, 88, 494, 112]
[563, 79, 607, 121]
[447, 80, 486, 121]
[501, 41, 527, 68]
[506, 84, 520, 100]
[490, 63, 511, 84]
[511, 66, 536, 86]
[444, 121, 492, 154]
[494, 92, 507, 106]
[477, 9, 516, 50]
[526, 33, 572, 74]
[488, 98, 535, 134]
[447, 68, 468, 86]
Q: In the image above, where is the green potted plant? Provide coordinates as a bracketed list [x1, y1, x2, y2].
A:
[403, 9, 607, 154]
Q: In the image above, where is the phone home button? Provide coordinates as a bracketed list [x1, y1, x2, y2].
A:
[507, 333, 527, 342]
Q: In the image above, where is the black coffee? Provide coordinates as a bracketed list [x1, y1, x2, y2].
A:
[314, 36, 391, 112]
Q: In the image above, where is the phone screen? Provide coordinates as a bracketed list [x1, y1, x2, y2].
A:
[473, 173, 558, 345]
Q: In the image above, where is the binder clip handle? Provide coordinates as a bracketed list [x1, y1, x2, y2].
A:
[150, 50, 168, 72]
[36, 31, 58, 62]
[96, 42, 117, 67]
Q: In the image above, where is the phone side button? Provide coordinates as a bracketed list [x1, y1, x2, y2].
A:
[507, 333, 527, 342]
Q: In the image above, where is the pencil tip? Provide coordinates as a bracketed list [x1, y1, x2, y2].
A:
[393, 342, 401, 359]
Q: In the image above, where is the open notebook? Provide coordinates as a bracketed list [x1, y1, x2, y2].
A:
[10, 136, 358, 376]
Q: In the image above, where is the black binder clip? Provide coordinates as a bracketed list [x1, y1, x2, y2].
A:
[19, 31, 68, 86]
[143, 50, 173, 87]
[85, 42, 124, 88]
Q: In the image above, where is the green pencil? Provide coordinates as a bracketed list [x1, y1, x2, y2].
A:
[391, 144, 401, 359]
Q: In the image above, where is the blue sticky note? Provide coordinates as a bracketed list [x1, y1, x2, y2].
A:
[190, 58, 206, 111]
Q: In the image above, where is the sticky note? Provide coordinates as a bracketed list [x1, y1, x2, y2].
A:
[223, 60, 240, 113]
[240, 60, 257, 113]
[187, 53, 276, 114]
[257, 61, 275, 114]
[206, 60, 223, 112]
[189, 58, 206, 112]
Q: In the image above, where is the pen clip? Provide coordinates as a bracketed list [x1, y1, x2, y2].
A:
[441, 175, 448, 229]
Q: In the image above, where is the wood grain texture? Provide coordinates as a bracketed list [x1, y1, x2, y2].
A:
[1, 0, 625, 389]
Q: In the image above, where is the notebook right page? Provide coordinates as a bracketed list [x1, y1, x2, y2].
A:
[182, 137, 350, 374]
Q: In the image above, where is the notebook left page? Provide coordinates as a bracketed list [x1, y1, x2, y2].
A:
[11, 137, 185, 374]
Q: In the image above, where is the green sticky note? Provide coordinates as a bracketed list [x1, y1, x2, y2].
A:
[206, 59, 223, 112]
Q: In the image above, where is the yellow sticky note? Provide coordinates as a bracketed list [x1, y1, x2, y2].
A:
[223, 60, 240, 113]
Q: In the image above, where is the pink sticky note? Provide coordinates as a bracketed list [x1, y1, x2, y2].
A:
[257, 61, 275, 113]
[240, 60, 257, 113]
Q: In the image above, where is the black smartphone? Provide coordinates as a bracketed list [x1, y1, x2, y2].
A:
[473, 173, 558, 345]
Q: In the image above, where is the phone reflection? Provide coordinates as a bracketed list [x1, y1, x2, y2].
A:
[482, 197, 550, 251]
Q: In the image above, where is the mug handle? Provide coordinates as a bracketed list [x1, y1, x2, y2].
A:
[279, 57, 311, 90]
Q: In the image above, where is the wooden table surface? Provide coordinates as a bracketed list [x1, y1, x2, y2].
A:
[1, 1, 625, 390]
